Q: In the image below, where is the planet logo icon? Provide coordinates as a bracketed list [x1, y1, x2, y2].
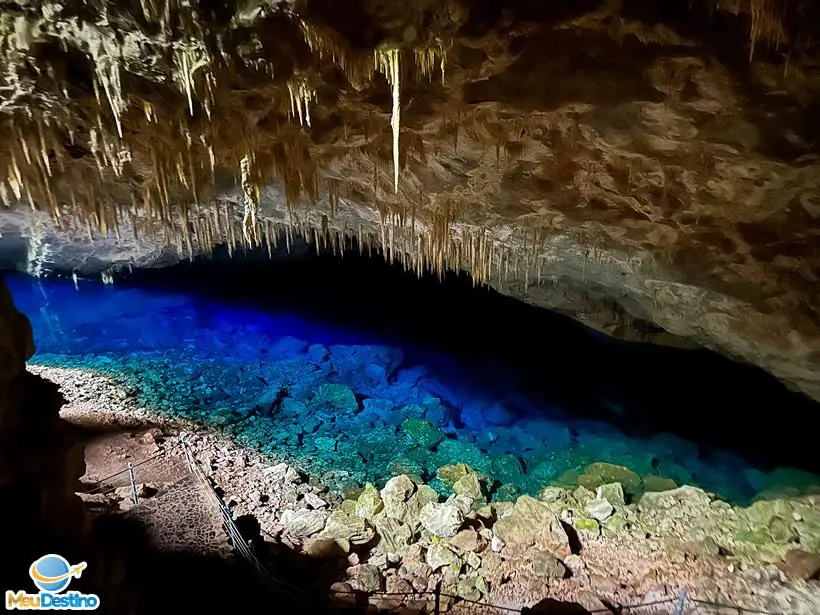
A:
[28, 555, 87, 594]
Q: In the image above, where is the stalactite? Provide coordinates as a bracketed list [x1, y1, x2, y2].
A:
[374, 46, 401, 194]
[240, 154, 260, 248]
[287, 75, 316, 127]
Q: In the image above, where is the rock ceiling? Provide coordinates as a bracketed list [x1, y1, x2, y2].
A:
[0, 0, 818, 400]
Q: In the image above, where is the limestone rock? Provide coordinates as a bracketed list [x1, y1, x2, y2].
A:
[587, 498, 614, 523]
[381, 474, 415, 521]
[448, 528, 486, 553]
[347, 564, 383, 593]
[578, 463, 643, 498]
[426, 542, 461, 571]
[375, 517, 412, 554]
[313, 384, 359, 413]
[596, 483, 626, 507]
[318, 510, 375, 545]
[355, 483, 384, 519]
[531, 550, 568, 579]
[638, 486, 711, 513]
[419, 501, 464, 538]
[453, 472, 484, 501]
[303, 537, 349, 558]
[280, 508, 327, 537]
[493, 495, 570, 558]
[778, 549, 820, 581]
[401, 418, 444, 448]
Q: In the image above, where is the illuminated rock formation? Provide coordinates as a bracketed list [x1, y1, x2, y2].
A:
[0, 0, 818, 400]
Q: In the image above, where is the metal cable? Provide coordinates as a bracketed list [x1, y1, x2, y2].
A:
[688, 597, 783, 615]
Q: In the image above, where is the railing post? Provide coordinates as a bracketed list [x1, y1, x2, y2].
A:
[434, 580, 441, 615]
[673, 590, 687, 615]
[127, 461, 138, 505]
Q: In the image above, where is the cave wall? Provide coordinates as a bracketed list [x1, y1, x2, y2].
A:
[0, 275, 129, 609]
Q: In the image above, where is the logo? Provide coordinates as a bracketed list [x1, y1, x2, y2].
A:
[5, 555, 100, 611]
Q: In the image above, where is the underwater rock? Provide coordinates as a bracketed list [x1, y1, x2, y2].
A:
[493, 495, 570, 557]
[435, 439, 492, 474]
[401, 419, 445, 449]
[460, 401, 516, 430]
[280, 508, 328, 537]
[531, 550, 568, 579]
[313, 384, 359, 413]
[493, 483, 520, 502]
[642, 476, 678, 493]
[491, 454, 524, 484]
[453, 472, 484, 501]
[436, 463, 473, 486]
[401, 418, 444, 448]
[578, 463, 643, 499]
[361, 398, 395, 423]
[419, 501, 464, 538]
[270, 336, 308, 357]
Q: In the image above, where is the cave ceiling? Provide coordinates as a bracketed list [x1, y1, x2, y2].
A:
[0, 0, 819, 401]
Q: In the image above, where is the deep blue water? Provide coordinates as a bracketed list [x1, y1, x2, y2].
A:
[4, 244, 820, 505]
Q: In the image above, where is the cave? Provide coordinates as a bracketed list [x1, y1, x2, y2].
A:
[1, 0, 820, 613]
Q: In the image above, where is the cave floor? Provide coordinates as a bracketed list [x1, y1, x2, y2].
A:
[41, 364, 820, 615]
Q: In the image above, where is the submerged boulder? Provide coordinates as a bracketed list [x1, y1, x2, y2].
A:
[578, 463, 643, 499]
[402, 418, 445, 448]
[313, 384, 359, 413]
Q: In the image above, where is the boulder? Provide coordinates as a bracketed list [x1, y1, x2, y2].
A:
[447, 528, 486, 553]
[347, 564, 383, 593]
[375, 517, 412, 553]
[401, 418, 444, 448]
[280, 508, 327, 537]
[638, 486, 711, 513]
[313, 384, 359, 413]
[318, 510, 375, 545]
[355, 483, 384, 519]
[419, 501, 464, 538]
[586, 498, 614, 523]
[453, 472, 484, 501]
[578, 463, 642, 498]
[493, 495, 571, 558]
[381, 474, 416, 520]
[531, 550, 567, 579]
[426, 542, 461, 571]
[778, 549, 820, 581]
[596, 483, 625, 507]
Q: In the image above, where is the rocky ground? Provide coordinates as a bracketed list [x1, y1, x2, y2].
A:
[38, 364, 820, 614]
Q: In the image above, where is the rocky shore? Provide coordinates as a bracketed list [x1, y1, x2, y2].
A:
[35, 364, 820, 614]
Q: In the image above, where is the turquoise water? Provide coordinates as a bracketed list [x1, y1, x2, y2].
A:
[4, 259, 820, 506]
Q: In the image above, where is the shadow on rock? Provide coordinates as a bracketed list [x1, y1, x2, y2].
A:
[91, 512, 404, 614]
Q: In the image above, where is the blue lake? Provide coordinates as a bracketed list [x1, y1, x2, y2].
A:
[4, 249, 819, 506]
